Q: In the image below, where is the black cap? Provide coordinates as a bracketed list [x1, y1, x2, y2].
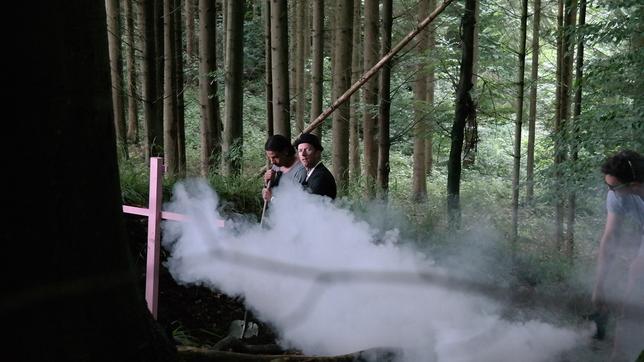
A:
[294, 133, 323, 151]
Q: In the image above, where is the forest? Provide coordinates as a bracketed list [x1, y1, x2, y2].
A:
[8, 0, 643, 361]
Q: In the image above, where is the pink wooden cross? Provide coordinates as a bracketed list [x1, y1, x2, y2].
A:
[122, 157, 224, 319]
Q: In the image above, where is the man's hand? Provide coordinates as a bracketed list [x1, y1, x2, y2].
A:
[262, 187, 272, 202]
[264, 169, 276, 185]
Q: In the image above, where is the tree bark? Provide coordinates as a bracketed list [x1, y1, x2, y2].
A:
[331, 0, 353, 192]
[349, 0, 362, 182]
[11, 1, 176, 359]
[186, 0, 197, 58]
[511, 0, 529, 243]
[264, 0, 274, 137]
[271, 0, 291, 139]
[125, 0, 139, 145]
[425, 0, 437, 176]
[106, 0, 128, 159]
[447, 0, 476, 230]
[526, 0, 541, 204]
[175, 0, 187, 178]
[377, 0, 393, 198]
[222, 0, 244, 176]
[462, 0, 479, 168]
[198, 0, 221, 177]
[412, 0, 429, 202]
[362, 0, 380, 196]
[163, 0, 179, 177]
[310, 0, 324, 139]
[295, 0, 306, 133]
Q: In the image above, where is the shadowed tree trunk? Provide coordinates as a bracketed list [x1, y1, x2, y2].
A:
[175, 0, 187, 178]
[425, 0, 437, 176]
[462, 0, 479, 168]
[447, 0, 476, 230]
[186, 0, 197, 58]
[264, 0, 273, 137]
[412, 0, 429, 202]
[11, 1, 177, 359]
[331, 0, 353, 192]
[222, 0, 244, 176]
[154, 0, 165, 154]
[271, 0, 290, 139]
[349, 0, 362, 182]
[198, 0, 220, 176]
[363, 0, 379, 197]
[310, 0, 324, 139]
[526, 0, 541, 204]
[163, 0, 178, 177]
[295, 0, 306, 133]
[106, 0, 128, 159]
[125, 0, 139, 145]
[377, 0, 393, 199]
[511, 0, 529, 243]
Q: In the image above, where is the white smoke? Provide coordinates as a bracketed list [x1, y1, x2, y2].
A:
[162, 179, 590, 362]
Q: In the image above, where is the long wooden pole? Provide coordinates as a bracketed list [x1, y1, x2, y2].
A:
[299, 0, 455, 137]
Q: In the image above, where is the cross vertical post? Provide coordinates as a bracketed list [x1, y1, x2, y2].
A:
[145, 157, 164, 319]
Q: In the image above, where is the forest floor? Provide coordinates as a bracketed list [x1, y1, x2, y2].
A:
[125, 216, 622, 361]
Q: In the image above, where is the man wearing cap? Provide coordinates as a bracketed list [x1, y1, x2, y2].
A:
[262, 134, 306, 202]
[294, 133, 336, 200]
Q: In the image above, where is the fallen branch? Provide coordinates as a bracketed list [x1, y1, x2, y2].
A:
[178, 345, 402, 362]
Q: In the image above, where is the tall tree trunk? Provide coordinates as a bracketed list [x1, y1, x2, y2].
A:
[198, 0, 220, 177]
[271, 0, 291, 139]
[12, 1, 176, 358]
[222, 0, 244, 176]
[412, 0, 429, 202]
[264, 0, 274, 137]
[154, 0, 165, 153]
[462, 0, 479, 168]
[511, 0, 529, 243]
[553, 0, 565, 249]
[349, 0, 362, 182]
[566, 0, 585, 259]
[163, 0, 179, 176]
[377, 0, 393, 198]
[138, 0, 161, 160]
[295, 0, 306, 133]
[106, 0, 128, 159]
[185, 0, 197, 59]
[332, 0, 353, 192]
[425, 0, 437, 176]
[175, 0, 187, 178]
[125, 0, 139, 144]
[310, 0, 324, 139]
[363, 0, 379, 197]
[447, 0, 476, 230]
[526, 0, 541, 204]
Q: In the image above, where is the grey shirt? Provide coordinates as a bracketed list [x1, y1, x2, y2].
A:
[271, 161, 306, 187]
[607, 191, 644, 256]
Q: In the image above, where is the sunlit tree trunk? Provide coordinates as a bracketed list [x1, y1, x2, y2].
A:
[377, 0, 393, 199]
[125, 0, 139, 145]
[222, 0, 244, 176]
[310, 0, 324, 139]
[511, 0, 529, 243]
[332, 0, 353, 192]
[526, 0, 541, 204]
[363, 0, 379, 197]
[106, 0, 128, 159]
[271, 0, 290, 139]
[447, 0, 476, 230]
[349, 0, 362, 181]
[163, 0, 178, 176]
[198, 0, 220, 176]
[412, 0, 429, 202]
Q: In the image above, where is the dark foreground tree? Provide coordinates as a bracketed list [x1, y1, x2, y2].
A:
[8, 1, 176, 360]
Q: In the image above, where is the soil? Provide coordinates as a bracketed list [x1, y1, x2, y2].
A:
[125, 216, 281, 350]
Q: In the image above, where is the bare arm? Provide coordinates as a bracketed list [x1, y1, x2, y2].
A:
[592, 212, 622, 308]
